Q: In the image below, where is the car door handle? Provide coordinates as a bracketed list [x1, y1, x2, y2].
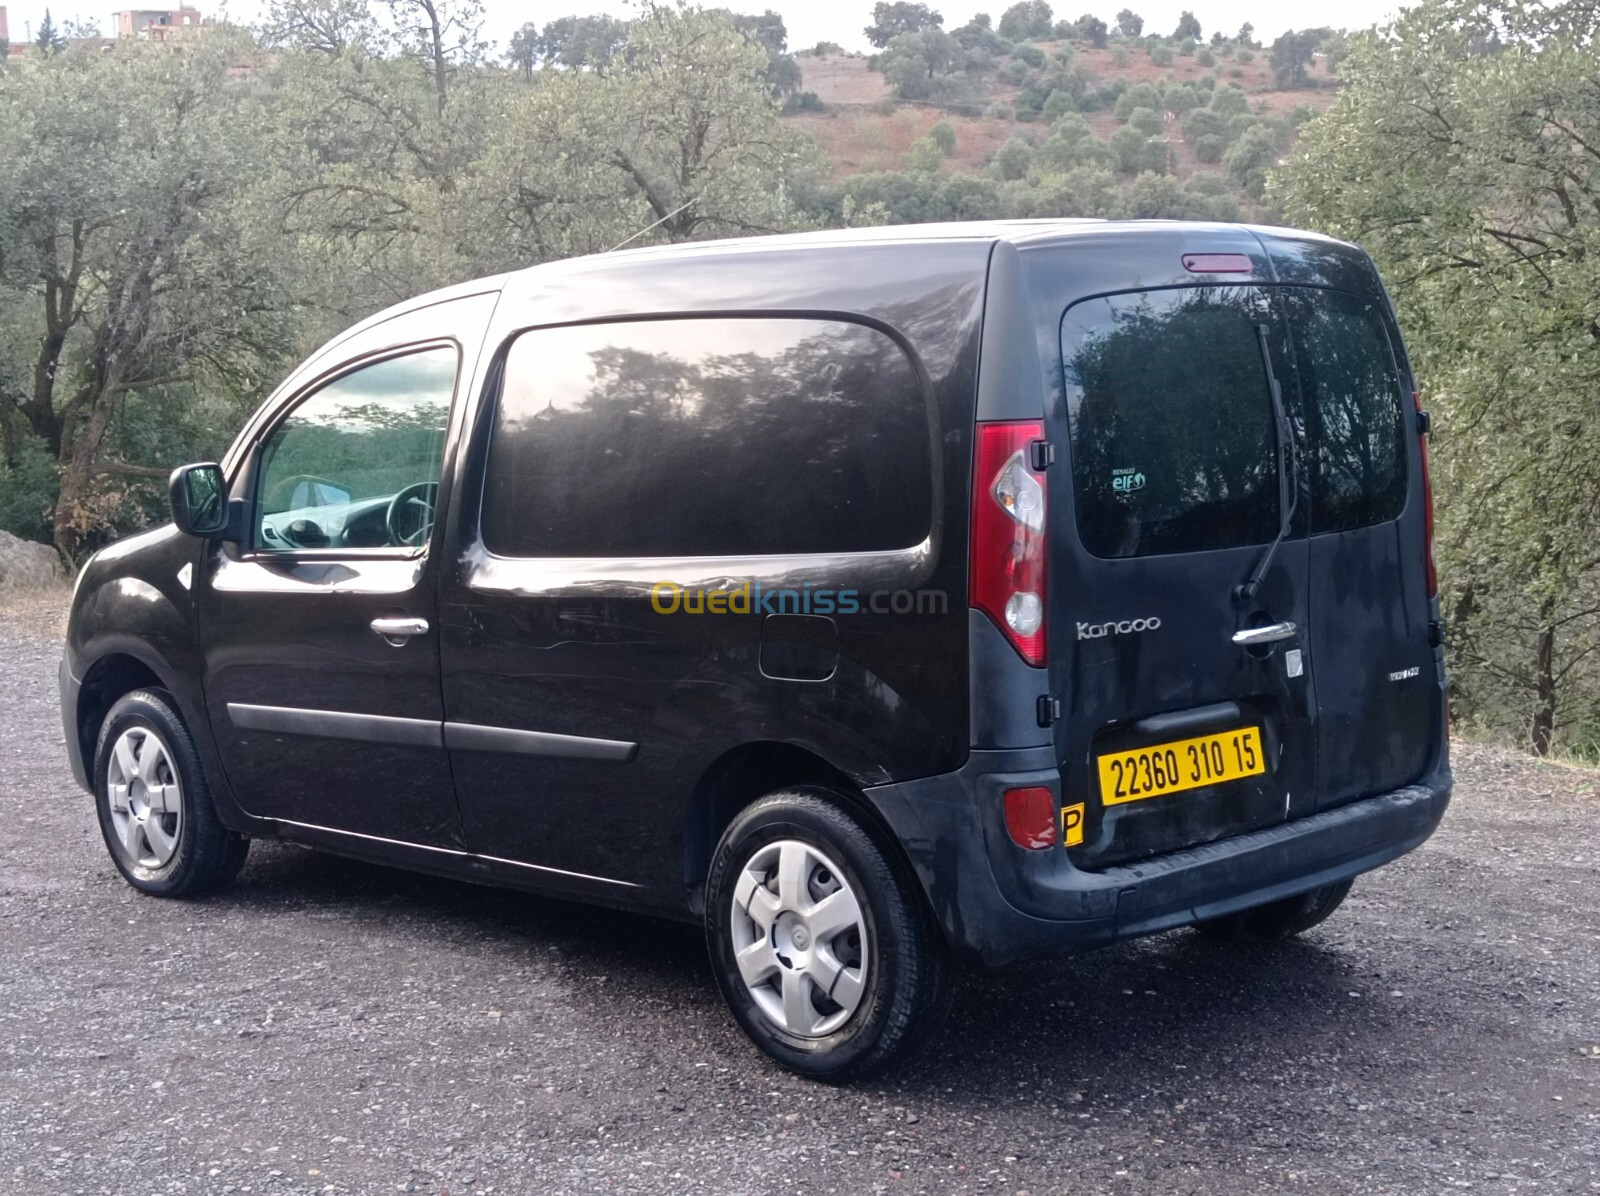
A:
[1231, 621, 1298, 646]
[371, 615, 430, 645]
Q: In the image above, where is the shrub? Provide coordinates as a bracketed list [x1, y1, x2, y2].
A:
[1110, 45, 1130, 67]
[1149, 42, 1172, 66]
[1012, 41, 1045, 67]
[782, 91, 827, 113]
[994, 135, 1037, 180]
[1193, 132, 1224, 162]
[1196, 47, 1214, 66]
[1127, 105, 1164, 135]
[929, 119, 958, 154]
[1236, 47, 1254, 63]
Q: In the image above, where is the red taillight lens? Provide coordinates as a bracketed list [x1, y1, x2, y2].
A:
[972, 421, 1047, 666]
[1002, 786, 1058, 850]
[1414, 390, 1437, 596]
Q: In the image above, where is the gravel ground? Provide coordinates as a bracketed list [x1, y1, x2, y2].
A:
[2, 594, 1598, 1195]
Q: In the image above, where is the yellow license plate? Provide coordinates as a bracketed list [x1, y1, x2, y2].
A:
[1098, 726, 1265, 806]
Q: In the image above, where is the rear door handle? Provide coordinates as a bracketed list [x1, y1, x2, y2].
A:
[1232, 621, 1298, 646]
[371, 615, 430, 645]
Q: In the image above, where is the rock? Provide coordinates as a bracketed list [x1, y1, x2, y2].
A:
[0, 530, 63, 591]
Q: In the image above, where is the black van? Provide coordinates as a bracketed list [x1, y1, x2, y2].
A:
[61, 220, 1451, 1078]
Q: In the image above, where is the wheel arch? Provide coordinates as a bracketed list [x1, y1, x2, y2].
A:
[75, 652, 170, 779]
[681, 740, 918, 917]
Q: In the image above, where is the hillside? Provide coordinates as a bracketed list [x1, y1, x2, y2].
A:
[784, 33, 1343, 219]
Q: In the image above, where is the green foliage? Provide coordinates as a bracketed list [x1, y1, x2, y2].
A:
[1222, 122, 1278, 197]
[929, 119, 958, 154]
[1114, 9, 1143, 38]
[865, 1, 943, 49]
[993, 135, 1036, 180]
[1269, 28, 1319, 88]
[1274, 0, 1600, 755]
[1196, 46, 1214, 67]
[1110, 45, 1130, 68]
[1193, 132, 1224, 162]
[1209, 84, 1249, 116]
[1075, 13, 1107, 48]
[1114, 81, 1161, 120]
[1126, 105, 1163, 136]
[1149, 42, 1172, 66]
[1011, 41, 1044, 67]
[1109, 124, 1168, 174]
[879, 28, 968, 101]
[997, 1, 1053, 41]
[1173, 11, 1201, 40]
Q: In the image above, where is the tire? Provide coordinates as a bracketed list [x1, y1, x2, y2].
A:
[705, 788, 953, 1081]
[1195, 878, 1354, 943]
[93, 688, 249, 897]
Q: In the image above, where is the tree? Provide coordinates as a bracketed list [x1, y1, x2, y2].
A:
[1114, 9, 1142, 37]
[380, 0, 486, 115]
[34, 9, 67, 54]
[537, 14, 629, 71]
[263, 0, 379, 53]
[864, 2, 943, 49]
[506, 21, 539, 78]
[1268, 29, 1319, 88]
[1074, 13, 1107, 47]
[0, 36, 295, 558]
[997, 0, 1053, 41]
[1235, 21, 1254, 47]
[1276, 0, 1600, 755]
[1172, 10, 1200, 40]
[484, 6, 822, 254]
[878, 28, 966, 100]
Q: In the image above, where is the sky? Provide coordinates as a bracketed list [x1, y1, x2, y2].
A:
[1, 0, 1407, 55]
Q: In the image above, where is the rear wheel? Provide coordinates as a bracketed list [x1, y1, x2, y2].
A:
[1196, 879, 1353, 943]
[93, 689, 249, 897]
[705, 789, 951, 1080]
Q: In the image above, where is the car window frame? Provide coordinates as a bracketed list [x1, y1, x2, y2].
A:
[467, 311, 944, 570]
[232, 338, 464, 564]
[1058, 282, 1287, 562]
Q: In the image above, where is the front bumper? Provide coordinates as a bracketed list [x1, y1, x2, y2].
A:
[60, 656, 90, 791]
[865, 746, 1452, 967]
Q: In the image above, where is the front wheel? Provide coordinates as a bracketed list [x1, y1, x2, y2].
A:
[1195, 879, 1354, 943]
[705, 789, 951, 1081]
[93, 689, 249, 897]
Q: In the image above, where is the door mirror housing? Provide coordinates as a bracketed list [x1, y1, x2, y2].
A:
[169, 462, 230, 538]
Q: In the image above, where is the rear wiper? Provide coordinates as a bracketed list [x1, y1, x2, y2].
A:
[1236, 322, 1299, 605]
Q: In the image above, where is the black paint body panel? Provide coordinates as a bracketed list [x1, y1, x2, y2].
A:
[60, 220, 1452, 960]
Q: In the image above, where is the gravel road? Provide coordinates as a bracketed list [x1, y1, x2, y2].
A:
[3, 595, 1598, 1195]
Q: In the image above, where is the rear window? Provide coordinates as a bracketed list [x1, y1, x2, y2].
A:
[482, 317, 933, 558]
[1061, 287, 1280, 559]
[1283, 291, 1408, 533]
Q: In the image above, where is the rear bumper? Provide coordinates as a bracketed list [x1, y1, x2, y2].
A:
[865, 747, 1451, 967]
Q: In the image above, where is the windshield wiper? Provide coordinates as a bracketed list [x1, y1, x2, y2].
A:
[1236, 322, 1299, 605]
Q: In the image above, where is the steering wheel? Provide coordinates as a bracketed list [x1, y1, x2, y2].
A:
[386, 481, 438, 548]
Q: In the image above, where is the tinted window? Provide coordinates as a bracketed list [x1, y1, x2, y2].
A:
[483, 318, 933, 558]
[1062, 287, 1279, 558]
[1283, 292, 1408, 533]
[253, 347, 456, 551]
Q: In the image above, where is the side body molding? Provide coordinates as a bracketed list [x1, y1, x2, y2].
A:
[224, 703, 638, 761]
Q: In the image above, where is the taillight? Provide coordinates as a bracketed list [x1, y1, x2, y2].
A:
[971, 421, 1047, 666]
[1002, 786, 1058, 849]
[1414, 390, 1437, 596]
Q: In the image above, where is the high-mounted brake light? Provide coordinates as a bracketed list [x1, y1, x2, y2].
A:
[1182, 252, 1253, 274]
[972, 421, 1047, 666]
[1414, 390, 1438, 596]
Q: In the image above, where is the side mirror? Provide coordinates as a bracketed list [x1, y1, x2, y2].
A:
[169, 462, 229, 537]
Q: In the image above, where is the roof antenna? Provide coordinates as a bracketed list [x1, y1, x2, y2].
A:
[605, 197, 698, 254]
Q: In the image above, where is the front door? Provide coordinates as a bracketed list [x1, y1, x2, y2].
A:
[1052, 284, 1318, 868]
[199, 341, 467, 846]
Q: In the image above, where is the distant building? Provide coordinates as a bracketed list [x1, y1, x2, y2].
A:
[114, 8, 205, 40]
